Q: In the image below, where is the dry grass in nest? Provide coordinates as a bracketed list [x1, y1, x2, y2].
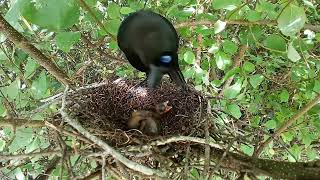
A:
[63, 76, 206, 147]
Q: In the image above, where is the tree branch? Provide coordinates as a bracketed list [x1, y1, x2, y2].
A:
[0, 14, 74, 88]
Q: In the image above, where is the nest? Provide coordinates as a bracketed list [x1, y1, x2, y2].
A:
[62, 77, 206, 147]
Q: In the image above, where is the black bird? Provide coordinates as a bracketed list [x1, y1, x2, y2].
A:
[117, 10, 187, 89]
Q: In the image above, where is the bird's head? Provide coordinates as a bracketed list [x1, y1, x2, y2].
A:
[148, 52, 177, 88]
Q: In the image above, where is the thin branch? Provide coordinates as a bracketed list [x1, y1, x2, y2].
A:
[254, 93, 320, 156]
[174, 19, 320, 32]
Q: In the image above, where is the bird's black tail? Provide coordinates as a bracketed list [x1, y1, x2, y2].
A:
[169, 69, 188, 90]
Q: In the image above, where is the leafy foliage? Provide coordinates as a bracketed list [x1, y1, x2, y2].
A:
[0, 0, 320, 179]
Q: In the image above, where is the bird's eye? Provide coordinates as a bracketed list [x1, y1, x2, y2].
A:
[159, 55, 172, 64]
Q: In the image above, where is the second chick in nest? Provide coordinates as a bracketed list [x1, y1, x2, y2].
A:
[128, 101, 172, 135]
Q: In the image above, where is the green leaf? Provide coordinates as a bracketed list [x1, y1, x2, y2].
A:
[227, 103, 242, 119]
[215, 52, 231, 70]
[183, 67, 195, 79]
[246, 10, 262, 22]
[288, 144, 301, 161]
[31, 71, 48, 99]
[212, 0, 242, 10]
[306, 149, 317, 161]
[5, 0, 29, 32]
[287, 42, 301, 62]
[104, 19, 121, 36]
[183, 50, 195, 64]
[265, 119, 276, 129]
[222, 40, 238, 55]
[249, 74, 264, 88]
[241, 144, 254, 156]
[120, 7, 135, 15]
[21, 0, 80, 31]
[281, 131, 295, 143]
[5, 79, 20, 100]
[277, 4, 307, 37]
[279, 89, 289, 103]
[243, 61, 255, 73]
[0, 139, 5, 151]
[223, 80, 242, 99]
[107, 3, 120, 19]
[24, 58, 38, 79]
[313, 80, 320, 93]
[55, 31, 81, 52]
[214, 20, 227, 34]
[9, 128, 33, 153]
[263, 34, 286, 52]
[222, 68, 241, 82]
[190, 168, 200, 178]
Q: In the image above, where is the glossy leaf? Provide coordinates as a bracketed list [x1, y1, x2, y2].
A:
[215, 52, 231, 70]
[287, 42, 301, 62]
[277, 4, 307, 37]
[183, 50, 195, 64]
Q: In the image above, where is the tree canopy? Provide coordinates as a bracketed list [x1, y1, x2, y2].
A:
[0, 0, 320, 179]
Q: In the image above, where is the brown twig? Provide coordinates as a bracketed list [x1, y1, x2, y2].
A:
[174, 20, 320, 32]
[0, 14, 74, 88]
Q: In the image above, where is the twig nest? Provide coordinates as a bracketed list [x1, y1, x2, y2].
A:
[65, 77, 205, 146]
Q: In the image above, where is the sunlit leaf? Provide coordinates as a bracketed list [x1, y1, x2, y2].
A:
[287, 42, 301, 62]
[214, 20, 227, 34]
[183, 50, 195, 64]
[224, 80, 242, 99]
[277, 4, 307, 37]
[241, 144, 254, 156]
[120, 7, 135, 15]
[215, 52, 231, 70]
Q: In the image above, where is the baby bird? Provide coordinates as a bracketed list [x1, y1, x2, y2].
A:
[128, 101, 172, 135]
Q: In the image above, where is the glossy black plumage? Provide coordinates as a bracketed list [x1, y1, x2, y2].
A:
[117, 10, 187, 89]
